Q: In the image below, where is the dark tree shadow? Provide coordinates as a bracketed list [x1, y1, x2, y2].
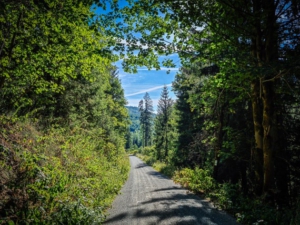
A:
[146, 170, 170, 180]
[104, 192, 238, 225]
[135, 163, 149, 169]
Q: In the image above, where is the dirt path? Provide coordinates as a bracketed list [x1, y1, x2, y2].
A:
[104, 155, 239, 225]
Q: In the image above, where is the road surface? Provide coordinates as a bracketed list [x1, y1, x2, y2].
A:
[104, 155, 239, 225]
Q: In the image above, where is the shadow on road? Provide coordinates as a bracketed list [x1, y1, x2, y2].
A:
[104, 156, 238, 225]
[104, 191, 234, 225]
[135, 163, 149, 169]
[151, 187, 185, 192]
[146, 170, 170, 180]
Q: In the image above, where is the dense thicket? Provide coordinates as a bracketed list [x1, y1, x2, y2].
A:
[0, 0, 129, 224]
[101, 0, 300, 224]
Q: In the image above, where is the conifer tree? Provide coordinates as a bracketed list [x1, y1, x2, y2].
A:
[138, 93, 154, 147]
[154, 85, 173, 160]
[138, 99, 145, 147]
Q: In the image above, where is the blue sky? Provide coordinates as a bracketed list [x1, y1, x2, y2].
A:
[94, 1, 181, 112]
[115, 54, 180, 112]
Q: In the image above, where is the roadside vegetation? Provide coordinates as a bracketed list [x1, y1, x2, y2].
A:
[109, 0, 300, 224]
[1, 1, 129, 224]
[2, 0, 300, 224]
[1, 118, 129, 224]
[126, 79, 300, 224]
[134, 147, 300, 225]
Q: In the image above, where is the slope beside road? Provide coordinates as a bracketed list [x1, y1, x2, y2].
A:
[104, 155, 239, 225]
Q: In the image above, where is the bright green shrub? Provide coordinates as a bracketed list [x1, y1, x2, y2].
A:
[173, 167, 216, 193]
[152, 161, 176, 178]
[190, 168, 216, 192]
[142, 146, 155, 156]
[132, 150, 138, 156]
[173, 168, 194, 188]
[208, 183, 238, 210]
[0, 118, 130, 224]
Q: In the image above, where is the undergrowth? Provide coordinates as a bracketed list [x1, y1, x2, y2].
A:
[0, 116, 130, 224]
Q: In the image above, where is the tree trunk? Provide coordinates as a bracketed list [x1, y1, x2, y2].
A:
[250, 0, 278, 196]
[165, 124, 168, 158]
[251, 80, 264, 195]
[261, 0, 277, 196]
[213, 103, 224, 181]
[262, 81, 275, 193]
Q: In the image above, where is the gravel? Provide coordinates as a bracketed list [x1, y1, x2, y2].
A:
[104, 155, 239, 225]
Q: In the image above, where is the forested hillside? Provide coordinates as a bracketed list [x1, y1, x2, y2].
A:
[101, 0, 300, 224]
[125, 97, 156, 149]
[0, 1, 129, 224]
[125, 106, 142, 149]
[126, 106, 140, 133]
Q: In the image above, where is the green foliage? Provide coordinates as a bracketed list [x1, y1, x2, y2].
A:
[154, 85, 173, 161]
[138, 93, 154, 147]
[126, 106, 141, 133]
[132, 150, 139, 156]
[173, 168, 216, 193]
[125, 106, 143, 149]
[0, 0, 112, 115]
[209, 183, 239, 210]
[136, 146, 156, 165]
[0, 118, 130, 224]
[0, 2, 131, 224]
[152, 161, 176, 178]
[141, 146, 155, 156]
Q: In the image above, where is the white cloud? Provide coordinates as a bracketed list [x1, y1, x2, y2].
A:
[125, 84, 172, 97]
[136, 68, 179, 71]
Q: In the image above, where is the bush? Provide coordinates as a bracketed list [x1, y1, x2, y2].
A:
[0, 118, 130, 224]
[152, 161, 176, 178]
[209, 183, 238, 210]
[142, 146, 155, 156]
[132, 150, 138, 155]
[173, 167, 216, 193]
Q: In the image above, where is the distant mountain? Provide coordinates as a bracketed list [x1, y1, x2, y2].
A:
[126, 106, 141, 132]
[126, 106, 156, 133]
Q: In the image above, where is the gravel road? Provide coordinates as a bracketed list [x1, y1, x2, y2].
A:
[104, 155, 239, 225]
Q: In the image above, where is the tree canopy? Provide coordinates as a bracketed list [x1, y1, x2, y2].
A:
[0, 1, 130, 223]
[101, 0, 300, 196]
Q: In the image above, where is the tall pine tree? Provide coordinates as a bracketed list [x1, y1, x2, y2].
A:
[139, 93, 154, 147]
[154, 85, 173, 160]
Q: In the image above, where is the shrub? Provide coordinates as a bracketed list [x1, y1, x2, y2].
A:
[142, 146, 155, 156]
[152, 161, 176, 178]
[173, 167, 216, 193]
[0, 118, 130, 224]
[132, 150, 138, 156]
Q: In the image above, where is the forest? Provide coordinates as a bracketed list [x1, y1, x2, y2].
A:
[1, 0, 300, 224]
[0, 0, 130, 224]
[118, 0, 300, 224]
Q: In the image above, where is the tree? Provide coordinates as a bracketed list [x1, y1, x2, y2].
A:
[0, 1, 132, 223]
[139, 93, 154, 147]
[154, 85, 173, 160]
[138, 99, 145, 147]
[0, 0, 111, 115]
[100, 0, 300, 198]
